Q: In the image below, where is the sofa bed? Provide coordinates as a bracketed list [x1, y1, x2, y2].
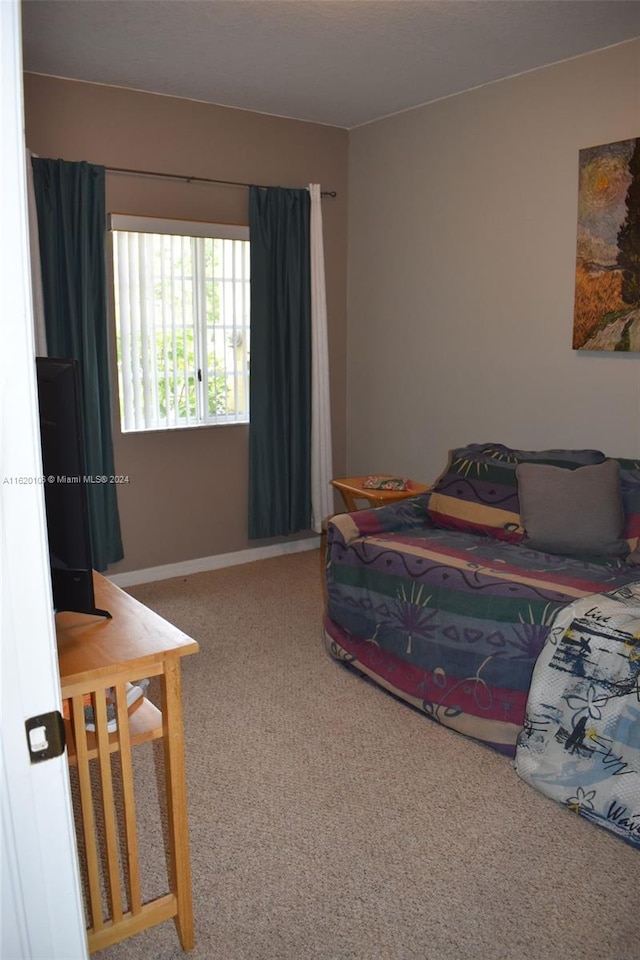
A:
[323, 443, 640, 848]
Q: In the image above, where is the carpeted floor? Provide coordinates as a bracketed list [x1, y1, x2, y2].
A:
[94, 549, 639, 960]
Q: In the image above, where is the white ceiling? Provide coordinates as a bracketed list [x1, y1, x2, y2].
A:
[21, 0, 640, 129]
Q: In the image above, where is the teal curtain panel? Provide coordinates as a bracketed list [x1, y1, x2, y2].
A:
[31, 158, 124, 570]
[248, 186, 312, 538]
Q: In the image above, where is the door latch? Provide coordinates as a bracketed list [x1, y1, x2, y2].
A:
[25, 710, 66, 763]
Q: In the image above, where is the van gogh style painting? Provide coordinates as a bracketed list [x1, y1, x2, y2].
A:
[573, 137, 640, 351]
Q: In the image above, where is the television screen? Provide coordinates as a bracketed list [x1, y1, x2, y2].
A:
[36, 357, 110, 618]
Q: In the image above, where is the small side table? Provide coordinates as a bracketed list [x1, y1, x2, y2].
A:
[330, 475, 430, 512]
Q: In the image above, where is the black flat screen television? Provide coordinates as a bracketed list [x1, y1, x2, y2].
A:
[36, 357, 110, 618]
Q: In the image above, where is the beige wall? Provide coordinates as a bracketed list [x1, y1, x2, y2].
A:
[24, 74, 348, 573]
[23, 43, 640, 572]
[347, 40, 640, 485]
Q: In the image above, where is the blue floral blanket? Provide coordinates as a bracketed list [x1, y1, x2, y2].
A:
[515, 582, 640, 848]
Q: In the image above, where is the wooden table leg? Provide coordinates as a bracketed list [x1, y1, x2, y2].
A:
[161, 660, 195, 951]
[338, 490, 359, 511]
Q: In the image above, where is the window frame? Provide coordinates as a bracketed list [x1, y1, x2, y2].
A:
[109, 214, 250, 434]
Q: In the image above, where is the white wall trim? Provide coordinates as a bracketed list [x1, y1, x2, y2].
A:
[108, 535, 321, 587]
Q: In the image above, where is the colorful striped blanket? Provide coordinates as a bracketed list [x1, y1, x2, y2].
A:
[324, 496, 640, 758]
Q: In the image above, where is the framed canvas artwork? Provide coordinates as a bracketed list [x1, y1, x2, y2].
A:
[573, 136, 640, 351]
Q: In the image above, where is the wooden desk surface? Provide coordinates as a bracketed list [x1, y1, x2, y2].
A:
[56, 570, 199, 953]
[56, 572, 198, 690]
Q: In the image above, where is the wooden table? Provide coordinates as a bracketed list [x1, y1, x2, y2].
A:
[56, 572, 199, 954]
[330, 475, 430, 512]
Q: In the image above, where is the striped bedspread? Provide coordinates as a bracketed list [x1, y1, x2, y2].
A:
[324, 498, 640, 757]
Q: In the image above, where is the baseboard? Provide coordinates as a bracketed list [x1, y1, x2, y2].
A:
[108, 536, 320, 588]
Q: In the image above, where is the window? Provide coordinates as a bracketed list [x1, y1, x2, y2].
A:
[111, 215, 250, 432]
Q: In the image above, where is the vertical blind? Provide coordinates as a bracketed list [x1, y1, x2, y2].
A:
[111, 215, 250, 432]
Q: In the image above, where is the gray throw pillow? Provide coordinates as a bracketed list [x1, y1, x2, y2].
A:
[515, 460, 627, 557]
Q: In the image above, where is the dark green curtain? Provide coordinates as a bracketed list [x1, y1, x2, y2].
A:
[31, 158, 124, 570]
[248, 186, 312, 538]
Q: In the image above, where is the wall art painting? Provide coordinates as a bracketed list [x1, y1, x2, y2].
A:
[573, 136, 640, 351]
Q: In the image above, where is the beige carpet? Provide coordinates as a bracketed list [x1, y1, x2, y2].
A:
[94, 549, 639, 960]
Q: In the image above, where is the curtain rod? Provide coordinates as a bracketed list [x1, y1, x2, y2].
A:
[106, 164, 337, 197]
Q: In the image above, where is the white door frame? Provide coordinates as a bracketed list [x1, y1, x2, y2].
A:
[1, 2, 88, 956]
